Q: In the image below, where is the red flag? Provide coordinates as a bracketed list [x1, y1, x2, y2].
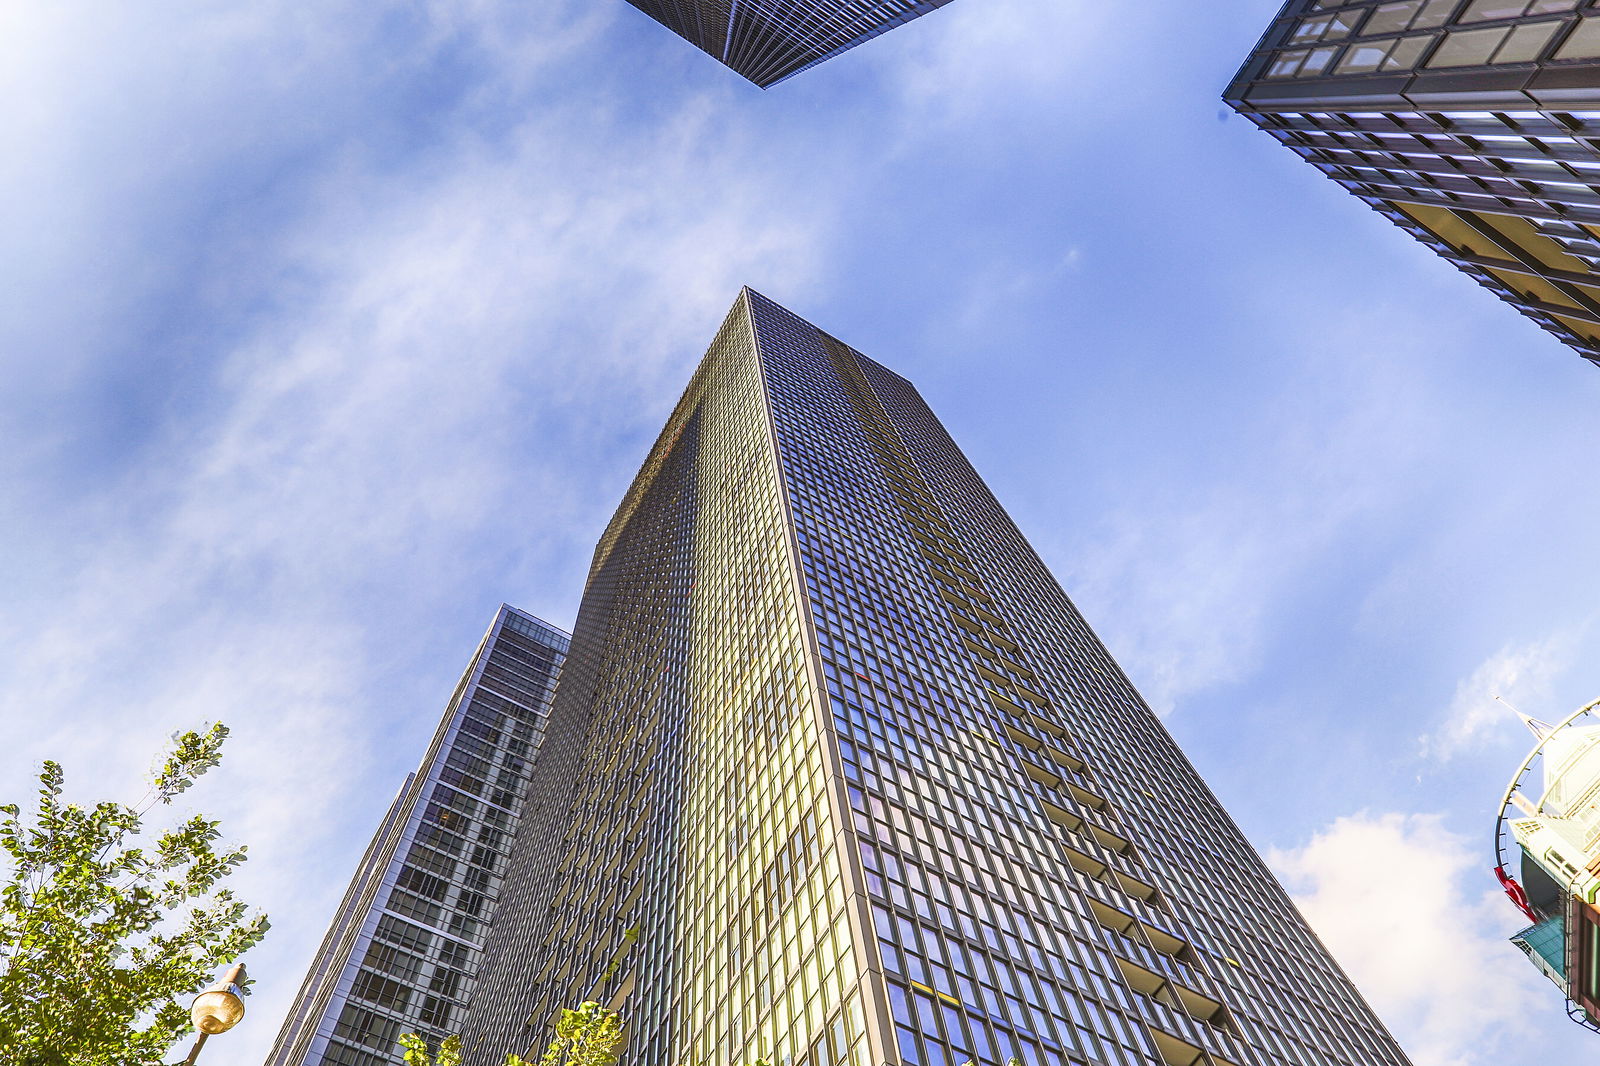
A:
[1495, 865, 1537, 922]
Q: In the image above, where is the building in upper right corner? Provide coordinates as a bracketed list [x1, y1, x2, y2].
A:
[1225, 0, 1600, 367]
[619, 0, 956, 87]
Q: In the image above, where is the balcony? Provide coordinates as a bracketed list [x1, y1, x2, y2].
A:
[1512, 912, 1567, 991]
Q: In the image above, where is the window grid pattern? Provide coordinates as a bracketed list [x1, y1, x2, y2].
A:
[265, 607, 568, 1066]
[462, 290, 1412, 1066]
[622, 0, 955, 86]
[847, 344, 1412, 1066]
[1233, 0, 1598, 83]
[749, 290, 1408, 1066]
[1227, 0, 1600, 365]
[464, 297, 869, 1066]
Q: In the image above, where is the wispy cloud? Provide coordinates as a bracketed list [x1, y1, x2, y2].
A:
[888, 0, 1118, 123]
[0, 4, 838, 1057]
[7, 3, 1600, 1065]
[1419, 627, 1589, 762]
[1046, 305, 1446, 714]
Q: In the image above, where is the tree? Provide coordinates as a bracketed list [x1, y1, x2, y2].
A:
[0, 723, 269, 1065]
[400, 1001, 624, 1066]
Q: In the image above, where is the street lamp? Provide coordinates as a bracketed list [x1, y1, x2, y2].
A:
[181, 962, 247, 1065]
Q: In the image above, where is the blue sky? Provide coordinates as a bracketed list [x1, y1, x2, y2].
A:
[3, 2, 1599, 1064]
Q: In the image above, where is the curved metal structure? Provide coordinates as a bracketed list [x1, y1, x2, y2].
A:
[1493, 697, 1600, 876]
[1493, 696, 1600, 1034]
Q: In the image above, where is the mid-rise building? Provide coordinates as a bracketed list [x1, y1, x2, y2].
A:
[1226, 1, 1600, 367]
[264, 606, 568, 1066]
[460, 290, 1413, 1066]
[1495, 703, 1600, 1031]
[619, 0, 955, 86]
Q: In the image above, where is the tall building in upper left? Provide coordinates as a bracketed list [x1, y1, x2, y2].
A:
[264, 605, 568, 1066]
[619, 0, 956, 86]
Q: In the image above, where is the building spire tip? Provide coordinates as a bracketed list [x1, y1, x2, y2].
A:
[1497, 695, 1554, 740]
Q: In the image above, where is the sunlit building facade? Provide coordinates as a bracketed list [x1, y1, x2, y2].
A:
[1226, 0, 1600, 366]
[620, 0, 954, 86]
[460, 289, 1411, 1066]
[264, 606, 568, 1066]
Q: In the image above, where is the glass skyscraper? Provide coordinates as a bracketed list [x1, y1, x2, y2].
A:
[265, 606, 568, 1066]
[459, 290, 1412, 1066]
[1226, 1, 1600, 367]
[619, 0, 955, 86]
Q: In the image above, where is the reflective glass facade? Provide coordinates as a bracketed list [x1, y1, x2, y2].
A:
[1226, 0, 1600, 365]
[461, 290, 1412, 1066]
[265, 606, 568, 1066]
[620, 0, 955, 86]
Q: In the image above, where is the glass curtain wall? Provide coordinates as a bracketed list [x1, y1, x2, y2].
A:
[264, 607, 567, 1066]
[462, 290, 1413, 1066]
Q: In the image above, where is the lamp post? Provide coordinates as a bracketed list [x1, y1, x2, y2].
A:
[181, 962, 247, 1065]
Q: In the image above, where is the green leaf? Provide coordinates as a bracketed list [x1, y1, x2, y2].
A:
[0, 724, 266, 1066]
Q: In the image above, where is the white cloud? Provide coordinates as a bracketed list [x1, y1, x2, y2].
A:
[4, 5, 1598, 1066]
[1056, 491, 1289, 713]
[1420, 628, 1588, 762]
[1269, 812, 1542, 1066]
[887, 0, 1118, 127]
[0, 4, 839, 1059]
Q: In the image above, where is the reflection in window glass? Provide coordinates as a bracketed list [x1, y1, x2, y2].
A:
[1556, 16, 1600, 58]
[1295, 11, 1363, 44]
[1461, 0, 1529, 21]
[1528, 0, 1580, 12]
[1363, 0, 1423, 34]
[1327, 10, 1362, 37]
[1496, 21, 1560, 61]
[1414, 0, 1461, 28]
[1337, 43, 1391, 72]
[1301, 45, 1341, 75]
[1268, 49, 1308, 77]
[1384, 34, 1433, 68]
[1292, 15, 1332, 42]
[1428, 26, 1508, 65]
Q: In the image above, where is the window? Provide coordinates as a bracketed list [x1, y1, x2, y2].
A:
[1427, 22, 1558, 64]
[1499, 21, 1562, 61]
[418, 994, 453, 1027]
[1386, 35, 1433, 68]
[324, 1044, 388, 1066]
[1556, 15, 1600, 58]
[333, 1004, 401, 1050]
[1413, 0, 1460, 28]
[1293, 9, 1362, 42]
[1336, 43, 1393, 72]
[1461, 0, 1534, 20]
[1268, 49, 1310, 77]
[350, 970, 410, 1012]
[396, 866, 449, 902]
[1363, 0, 1425, 34]
[1462, 0, 1578, 15]
[1430, 26, 1509, 65]
[1302, 46, 1341, 75]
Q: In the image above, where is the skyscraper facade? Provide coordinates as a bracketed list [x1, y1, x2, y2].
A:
[1225, 1, 1600, 367]
[265, 606, 568, 1066]
[461, 290, 1412, 1066]
[619, 0, 954, 86]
